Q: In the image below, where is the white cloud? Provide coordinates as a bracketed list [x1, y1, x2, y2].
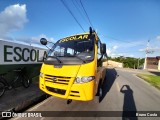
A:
[104, 35, 160, 58]
[110, 53, 135, 58]
[31, 34, 55, 44]
[106, 45, 119, 57]
[118, 41, 145, 48]
[106, 49, 111, 55]
[14, 34, 55, 47]
[0, 4, 28, 38]
[128, 54, 134, 57]
[139, 48, 145, 52]
[156, 35, 160, 41]
[113, 45, 118, 50]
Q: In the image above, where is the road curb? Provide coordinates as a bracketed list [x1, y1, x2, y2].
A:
[132, 74, 151, 86]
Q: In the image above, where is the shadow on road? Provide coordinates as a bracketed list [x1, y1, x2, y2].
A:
[149, 71, 160, 76]
[120, 85, 138, 120]
[100, 68, 118, 102]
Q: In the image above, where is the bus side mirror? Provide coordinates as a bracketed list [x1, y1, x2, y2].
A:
[40, 38, 48, 45]
[100, 43, 106, 54]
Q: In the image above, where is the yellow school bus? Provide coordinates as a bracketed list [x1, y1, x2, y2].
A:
[39, 28, 106, 102]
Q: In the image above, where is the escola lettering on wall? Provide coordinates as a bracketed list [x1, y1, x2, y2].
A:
[0, 40, 47, 65]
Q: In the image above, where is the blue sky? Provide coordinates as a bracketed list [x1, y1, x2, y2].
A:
[0, 0, 160, 58]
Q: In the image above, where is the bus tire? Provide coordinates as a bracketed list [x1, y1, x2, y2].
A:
[97, 80, 103, 102]
[98, 85, 103, 103]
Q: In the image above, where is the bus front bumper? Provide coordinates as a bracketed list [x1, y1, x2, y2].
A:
[39, 77, 95, 101]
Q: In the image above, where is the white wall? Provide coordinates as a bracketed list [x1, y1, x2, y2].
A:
[0, 40, 47, 65]
[158, 60, 160, 71]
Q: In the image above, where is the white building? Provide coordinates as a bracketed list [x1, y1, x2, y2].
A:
[156, 56, 160, 71]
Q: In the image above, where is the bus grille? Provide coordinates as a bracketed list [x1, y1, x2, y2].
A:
[44, 74, 71, 85]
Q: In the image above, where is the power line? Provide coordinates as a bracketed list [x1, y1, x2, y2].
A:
[71, 0, 90, 26]
[114, 51, 141, 53]
[79, 0, 94, 28]
[101, 35, 134, 44]
[60, 0, 85, 32]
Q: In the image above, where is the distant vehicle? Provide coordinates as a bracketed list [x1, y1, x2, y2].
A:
[39, 28, 107, 102]
[138, 65, 144, 70]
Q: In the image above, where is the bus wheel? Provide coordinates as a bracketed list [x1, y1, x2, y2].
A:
[97, 80, 103, 103]
[98, 85, 103, 103]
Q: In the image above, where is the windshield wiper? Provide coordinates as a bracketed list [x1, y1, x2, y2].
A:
[65, 55, 86, 63]
[74, 56, 86, 63]
[47, 56, 62, 63]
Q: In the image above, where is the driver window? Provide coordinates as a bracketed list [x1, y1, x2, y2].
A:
[51, 46, 65, 56]
[67, 48, 74, 56]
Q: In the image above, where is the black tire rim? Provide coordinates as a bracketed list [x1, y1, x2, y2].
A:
[99, 87, 102, 98]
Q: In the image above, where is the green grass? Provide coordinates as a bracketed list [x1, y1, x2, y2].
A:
[137, 74, 160, 90]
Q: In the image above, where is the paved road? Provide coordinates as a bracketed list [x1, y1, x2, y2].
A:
[13, 68, 160, 120]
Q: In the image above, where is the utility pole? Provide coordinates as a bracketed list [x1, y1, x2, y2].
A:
[137, 58, 140, 69]
[144, 40, 150, 69]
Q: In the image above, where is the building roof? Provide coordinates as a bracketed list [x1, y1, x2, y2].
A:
[156, 56, 160, 60]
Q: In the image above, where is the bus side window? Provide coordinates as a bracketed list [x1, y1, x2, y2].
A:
[67, 48, 74, 56]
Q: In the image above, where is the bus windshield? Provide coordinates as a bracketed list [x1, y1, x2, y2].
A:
[45, 34, 95, 65]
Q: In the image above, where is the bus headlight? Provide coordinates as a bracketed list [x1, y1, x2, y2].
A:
[40, 72, 44, 78]
[74, 76, 95, 84]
